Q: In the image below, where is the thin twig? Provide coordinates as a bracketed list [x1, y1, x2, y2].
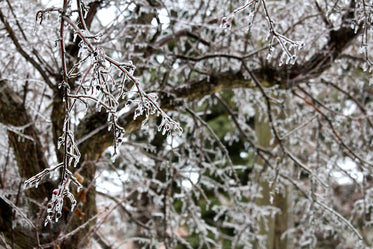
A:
[0, 9, 54, 89]
[185, 107, 240, 184]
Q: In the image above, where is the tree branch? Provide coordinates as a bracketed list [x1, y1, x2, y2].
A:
[77, 3, 363, 158]
[0, 9, 54, 89]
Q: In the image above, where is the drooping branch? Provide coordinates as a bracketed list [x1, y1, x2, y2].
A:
[65, 0, 103, 58]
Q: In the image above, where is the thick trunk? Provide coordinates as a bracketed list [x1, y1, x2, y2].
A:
[0, 79, 55, 247]
[254, 105, 293, 249]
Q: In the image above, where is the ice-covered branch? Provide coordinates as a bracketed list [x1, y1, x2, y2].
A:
[24, 0, 182, 225]
[221, 0, 304, 64]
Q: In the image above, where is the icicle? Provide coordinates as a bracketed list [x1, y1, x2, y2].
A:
[73, 32, 77, 43]
[73, 156, 79, 168]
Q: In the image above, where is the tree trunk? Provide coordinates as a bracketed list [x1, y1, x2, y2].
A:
[254, 104, 293, 249]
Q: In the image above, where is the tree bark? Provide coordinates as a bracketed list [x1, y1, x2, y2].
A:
[254, 102, 293, 249]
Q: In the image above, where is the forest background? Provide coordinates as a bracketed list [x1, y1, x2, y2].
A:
[0, 0, 373, 248]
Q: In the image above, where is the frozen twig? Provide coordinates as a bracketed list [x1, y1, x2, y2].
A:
[24, 0, 182, 225]
[5, 123, 35, 142]
[185, 107, 240, 184]
[260, 0, 304, 64]
[0, 193, 36, 229]
[315, 199, 363, 240]
[222, 0, 304, 64]
[24, 163, 63, 189]
[0, 233, 11, 249]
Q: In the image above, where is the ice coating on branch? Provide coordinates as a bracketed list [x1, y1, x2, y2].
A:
[130, 88, 182, 136]
[24, 0, 182, 225]
[222, 0, 304, 64]
[158, 115, 183, 136]
[24, 163, 64, 190]
[24, 163, 82, 225]
[45, 177, 80, 226]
